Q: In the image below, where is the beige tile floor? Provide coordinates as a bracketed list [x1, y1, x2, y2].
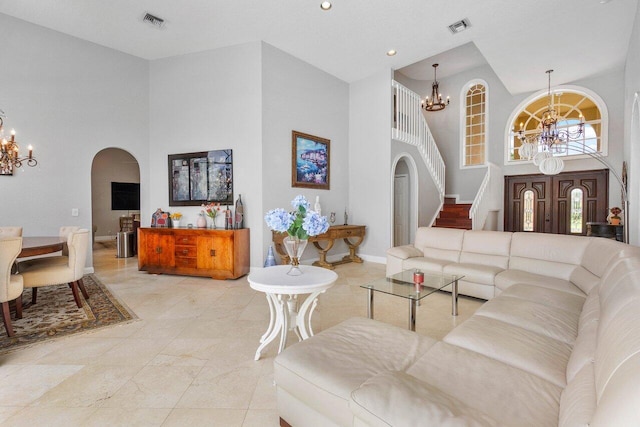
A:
[0, 242, 485, 426]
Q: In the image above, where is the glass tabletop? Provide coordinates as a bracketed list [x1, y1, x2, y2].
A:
[360, 269, 464, 301]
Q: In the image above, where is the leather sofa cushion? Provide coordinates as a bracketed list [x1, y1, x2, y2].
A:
[444, 316, 572, 387]
[474, 296, 579, 344]
[510, 232, 590, 266]
[499, 284, 586, 315]
[403, 257, 451, 273]
[407, 342, 562, 427]
[559, 363, 597, 427]
[415, 227, 465, 252]
[274, 317, 436, 427]
[459, 230, 512, 269]
[495, 269, 584, 296]
[590, 352, 640, 427]
[349, 371, 498, 427]
[443, 263, 504, 286]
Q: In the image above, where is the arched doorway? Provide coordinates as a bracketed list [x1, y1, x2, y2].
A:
[91, 148, 140, 245]
[392, 154, 418, 246]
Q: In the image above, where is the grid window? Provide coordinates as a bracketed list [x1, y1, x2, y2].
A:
[463, 83, 486, 167]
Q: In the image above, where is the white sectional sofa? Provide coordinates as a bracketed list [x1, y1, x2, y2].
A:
[273, 229, 640, 426]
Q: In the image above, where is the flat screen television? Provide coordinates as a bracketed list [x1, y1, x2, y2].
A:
[111, 182, 140, 211]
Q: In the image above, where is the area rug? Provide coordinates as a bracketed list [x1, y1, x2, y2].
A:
[0, 274, 137, 354]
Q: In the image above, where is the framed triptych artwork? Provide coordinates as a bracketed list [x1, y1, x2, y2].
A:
[168, 149, 233, 206]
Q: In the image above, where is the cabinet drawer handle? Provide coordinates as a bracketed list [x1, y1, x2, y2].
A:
[210, 249, 216, 257]
[156, 247, 162, 254]
[182, 238, 189, 242]
[182, 249, 189, 255]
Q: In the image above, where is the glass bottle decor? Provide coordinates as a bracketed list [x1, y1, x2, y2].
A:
[314, 196, 322, 216]
[235, 194, 244, 229]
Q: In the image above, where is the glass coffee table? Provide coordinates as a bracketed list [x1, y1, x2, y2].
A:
[360, 270, 463, 331]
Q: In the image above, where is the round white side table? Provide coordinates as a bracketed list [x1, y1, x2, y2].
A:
[248, 265, 338, 361]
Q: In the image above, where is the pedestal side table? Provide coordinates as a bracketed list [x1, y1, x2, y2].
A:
[248, 265, 338, 360]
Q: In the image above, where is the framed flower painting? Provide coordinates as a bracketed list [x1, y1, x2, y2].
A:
[291, 131, 330, 190]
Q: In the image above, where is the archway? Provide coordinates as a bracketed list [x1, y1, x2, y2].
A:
[91, 148, 140, 245]
[391, 154, 418, 246]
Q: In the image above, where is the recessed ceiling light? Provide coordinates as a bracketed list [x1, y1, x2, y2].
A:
[599, 0, 612, 3]
[320, 2, 332, 10]
[386, 50, 397, 57]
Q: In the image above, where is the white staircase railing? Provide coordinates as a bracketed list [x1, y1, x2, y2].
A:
[469, 162, 502, 230]
[391, 80, 445, 215]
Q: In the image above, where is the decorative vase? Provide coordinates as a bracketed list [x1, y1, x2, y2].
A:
[283, 236, 308, 276]
[264, 245, 277, 267]
[197, 214, 207, 228]
[209, 215, 217, 229]
[172, 220, 180, 228]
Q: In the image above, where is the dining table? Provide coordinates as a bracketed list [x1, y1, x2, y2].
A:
[18, 236, 66, 258]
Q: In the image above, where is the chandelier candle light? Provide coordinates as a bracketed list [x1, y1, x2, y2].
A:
[265, 195, 329, 276]
[516, 69, 585, 175]
[422, 64, 450, 112]
[0, 111, 37, 175]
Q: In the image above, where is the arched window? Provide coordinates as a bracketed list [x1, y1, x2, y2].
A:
[505, 87, 607, 164]
[461, 80, 487, 167]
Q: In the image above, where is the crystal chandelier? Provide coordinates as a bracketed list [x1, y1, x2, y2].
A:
[0, 110, 37, 175]
[422, 64, 450, 112]
[516, 70, 585, 174]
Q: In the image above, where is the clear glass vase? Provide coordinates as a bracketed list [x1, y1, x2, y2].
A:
[282, 236, 308, 276]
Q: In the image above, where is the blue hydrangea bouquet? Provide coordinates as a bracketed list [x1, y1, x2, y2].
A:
[264, 195, 329, 275]
[264, 195, 329, 239]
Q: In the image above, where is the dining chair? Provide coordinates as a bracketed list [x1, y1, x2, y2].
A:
[59, 226, 79, 256]
[20, 229, 89, 308]
[0, 227, 23, 237]
[0, 237, 24, 337]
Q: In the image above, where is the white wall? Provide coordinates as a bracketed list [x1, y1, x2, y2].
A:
[261, 43, 350, 264]
[149, 42, 263, 267]
[624, 0, 640, 245]
[349, 69, 394, 260]
[0, 14, 149, 267]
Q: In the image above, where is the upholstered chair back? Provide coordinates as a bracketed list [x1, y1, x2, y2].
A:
[414, 227, 465, 263]
[59, 226, 80, 256]
[0, 227, 23, 237]
[68, 229, 89, 281]
[0, 237, 23, 303]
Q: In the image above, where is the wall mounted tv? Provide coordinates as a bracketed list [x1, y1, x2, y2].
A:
[111, 182, 140, 211]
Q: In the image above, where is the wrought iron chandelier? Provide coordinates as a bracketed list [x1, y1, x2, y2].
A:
[516, 70, 585, 172]
[422, 64, 449, 112]
[0, 110, 37, 175]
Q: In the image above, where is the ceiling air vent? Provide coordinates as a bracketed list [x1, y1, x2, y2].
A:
[448, 18, 470, 34]
[142, 12, 165, 29]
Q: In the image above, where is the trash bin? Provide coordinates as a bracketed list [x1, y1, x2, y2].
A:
[116, 231, 134, 258]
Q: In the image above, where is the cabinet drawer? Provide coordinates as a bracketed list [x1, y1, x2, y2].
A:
[175, 257, 197, 269]
[175, 245, 197, 257]
[175, 235, 197, 245]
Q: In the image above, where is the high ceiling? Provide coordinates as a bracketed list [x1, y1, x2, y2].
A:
[0, 0, 637, 94]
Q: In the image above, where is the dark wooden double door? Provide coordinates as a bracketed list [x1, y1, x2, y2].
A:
[505, 169, 608, 235]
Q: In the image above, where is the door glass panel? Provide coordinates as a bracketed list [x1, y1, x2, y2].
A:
[523, 190, 534, 231]
[570, 188, 584, 234]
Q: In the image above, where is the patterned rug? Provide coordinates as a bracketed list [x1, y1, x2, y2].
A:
[0, 274, 137, 354]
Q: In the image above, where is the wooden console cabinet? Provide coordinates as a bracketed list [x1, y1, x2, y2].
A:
[138, 227, 250, 279]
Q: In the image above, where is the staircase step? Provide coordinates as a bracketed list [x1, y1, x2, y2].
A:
[444, 197, 457, 205]
[434, 218, 472, 229]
